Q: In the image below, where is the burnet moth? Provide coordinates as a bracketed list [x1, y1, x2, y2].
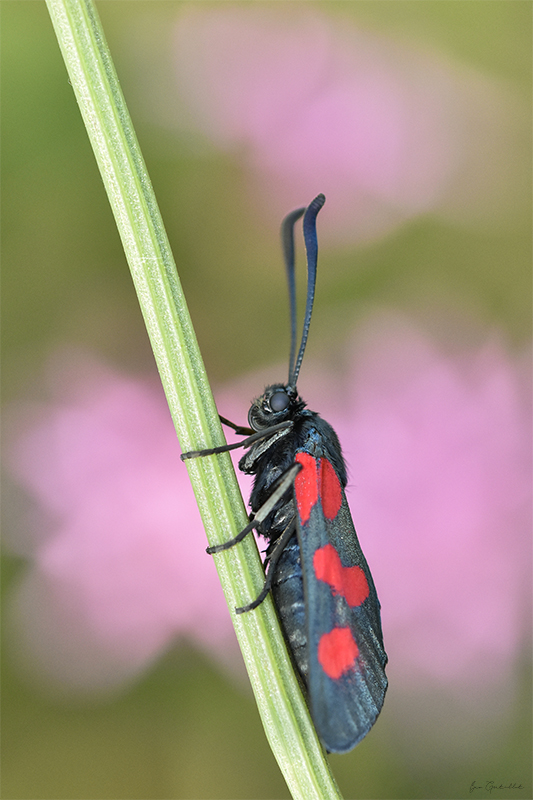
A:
[182, 194, 387, 753]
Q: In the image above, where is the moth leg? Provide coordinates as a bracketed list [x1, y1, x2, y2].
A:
[219, 415, 254, 436]
[206, 461, 301, 552]
[206, 517, 258, 555]
[235, 517, 296, 614]
[180, 420, 292, 460]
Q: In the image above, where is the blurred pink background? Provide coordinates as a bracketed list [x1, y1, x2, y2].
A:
[3, 2, 530, 798]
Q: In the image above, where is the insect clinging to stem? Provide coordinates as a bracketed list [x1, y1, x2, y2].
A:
[182, 194, 387, 753]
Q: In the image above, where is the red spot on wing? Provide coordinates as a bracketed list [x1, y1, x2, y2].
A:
[319, 459, 342, 520]
[313, 543, 369, 607]
[295, 454, 343, 524]
[318, 627, 359, 679]
[294, 452, 318, 524]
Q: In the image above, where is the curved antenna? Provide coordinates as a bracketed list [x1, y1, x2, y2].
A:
[288, 193, 326, 390]
[281, 206, 306, 384]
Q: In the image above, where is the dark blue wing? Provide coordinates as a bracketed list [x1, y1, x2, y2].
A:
[294, 451, 387, 753]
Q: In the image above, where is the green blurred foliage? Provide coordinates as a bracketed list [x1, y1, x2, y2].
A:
[2, 2, 531, 799]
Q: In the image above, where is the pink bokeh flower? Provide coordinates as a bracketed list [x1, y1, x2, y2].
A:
[4, 352, 239, 694]
[340, 316, 531, 687]
[4, 317, 530, 700]
[171, 7, 525, 242]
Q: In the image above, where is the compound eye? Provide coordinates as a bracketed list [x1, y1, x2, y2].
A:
[270, 390, 290, 412]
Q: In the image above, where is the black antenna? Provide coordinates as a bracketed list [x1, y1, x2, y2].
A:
[281, 206, 306, 384]
[286, 193, 326, 391]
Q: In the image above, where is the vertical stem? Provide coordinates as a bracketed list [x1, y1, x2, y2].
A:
[44, 1, 342, 797]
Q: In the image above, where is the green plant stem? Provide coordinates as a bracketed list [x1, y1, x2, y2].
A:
[44, 1, 342, 797]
